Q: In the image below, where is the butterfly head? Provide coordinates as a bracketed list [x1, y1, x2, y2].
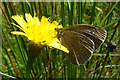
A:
[55, 28, 63, 39]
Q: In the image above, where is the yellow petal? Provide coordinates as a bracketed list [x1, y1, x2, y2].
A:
[11, 23, 25, 32]
[12, 15, 27, 30]
[11, 31, 27, 36]
[49, 41, 69, 53]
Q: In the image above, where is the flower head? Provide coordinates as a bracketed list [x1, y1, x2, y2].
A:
[11, 13, 69, 53]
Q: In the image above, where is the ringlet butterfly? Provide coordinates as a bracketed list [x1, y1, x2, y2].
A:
[55, 24, 107, 65]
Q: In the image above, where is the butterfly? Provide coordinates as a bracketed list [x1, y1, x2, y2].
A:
[56, 24, 107, 65]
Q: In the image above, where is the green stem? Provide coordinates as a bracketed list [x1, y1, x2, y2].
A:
[100, 2, 118, 26]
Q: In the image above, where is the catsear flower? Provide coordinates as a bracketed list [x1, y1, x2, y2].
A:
[11, 13, 69, 53]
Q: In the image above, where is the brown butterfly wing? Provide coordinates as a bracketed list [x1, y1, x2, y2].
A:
[59, 30, 95, 65]
[62, 24, 107, 50]
[58, 24, 107, 65]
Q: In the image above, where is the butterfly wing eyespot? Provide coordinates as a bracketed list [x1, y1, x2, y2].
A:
[89, 31, 94, 34]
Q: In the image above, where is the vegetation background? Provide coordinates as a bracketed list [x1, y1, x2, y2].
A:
[1, 1, 120, 79]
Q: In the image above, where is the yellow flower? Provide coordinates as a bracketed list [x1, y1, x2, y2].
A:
[11, 13, 69, 53]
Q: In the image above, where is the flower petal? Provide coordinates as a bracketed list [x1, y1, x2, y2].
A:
[49, 41, 69, 53]
[11, 23, 25, 32]
[11, 31, 27, 36]
[12, 15, 27, 30]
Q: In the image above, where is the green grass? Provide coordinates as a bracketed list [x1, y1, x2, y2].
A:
[1, 1, 120, 79]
